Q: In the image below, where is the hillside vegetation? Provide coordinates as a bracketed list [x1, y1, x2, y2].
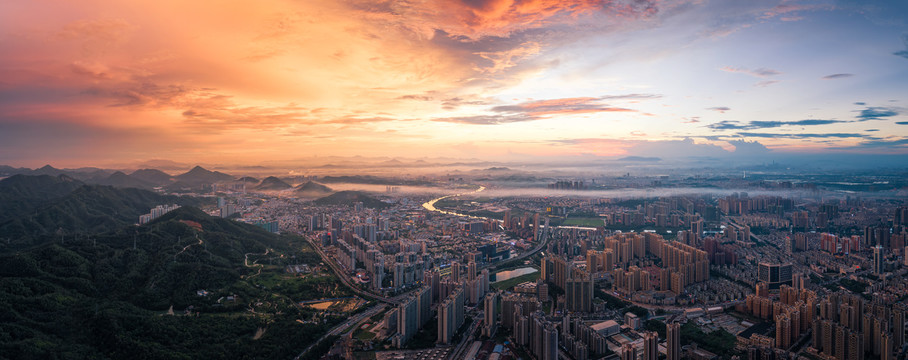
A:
[0, 207, 347, 359]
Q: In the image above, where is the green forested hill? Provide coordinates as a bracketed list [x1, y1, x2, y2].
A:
[0, 179, 205, 249]
[314, 190, 390, 209]
[0, 174, 85, 223]
[0, 207, 344, 360]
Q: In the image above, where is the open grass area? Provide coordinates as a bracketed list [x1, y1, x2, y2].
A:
[492, 272, 540, 290]
[248, 269, 352, 303]
[562, 218, 605, 227]
[353, 326, 377, 340]
[680, 322, 738, 359]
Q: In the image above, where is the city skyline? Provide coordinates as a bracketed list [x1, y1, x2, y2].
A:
[1, 0, 907, 167]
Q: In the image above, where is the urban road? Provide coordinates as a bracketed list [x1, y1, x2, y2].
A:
[292, 303, 386, 360]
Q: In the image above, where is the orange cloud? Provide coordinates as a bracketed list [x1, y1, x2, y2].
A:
[424, 0, 661, 39]
[491, 95, 652, 117]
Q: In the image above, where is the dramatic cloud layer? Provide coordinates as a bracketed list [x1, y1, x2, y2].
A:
[0, 0, 906, 166]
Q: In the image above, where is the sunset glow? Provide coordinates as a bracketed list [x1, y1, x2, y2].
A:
[1, 0, 907, 167]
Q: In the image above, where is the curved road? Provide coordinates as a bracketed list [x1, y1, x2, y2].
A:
[303, 235, 400, 304]
[422, 185, 486, 217]
[243, 248, 271, 279]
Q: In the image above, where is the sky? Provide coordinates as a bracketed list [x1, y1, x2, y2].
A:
[0, 0, 907, 168]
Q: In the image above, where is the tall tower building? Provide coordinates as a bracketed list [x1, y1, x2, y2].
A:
[823, 320, 834, 356]
[834, 325, 846, 360]
[671, 272, 685, 295]
[416, 286, 432, 328]
[776, 313, 791, 350]
[812, 319, 823, 353]
[587, 250, 600, 273]
[873, 245, 884, 274]
[451, 261, 460, 283]
[894, 307, 906, 351]
[533, 213, 541, 242]
[602, 249, 615, 272]
[667, 322, 681, 360]
[395, 297, 418, 347]
[643, 331, 659, 360]
[565, 272, 593, 313]
[543, 324, 558, 360]
[483, 292, 500, 337]
[847, 330, 864, 360]
[881, 333, 892, 360]
[621, 343, 638, 360]
[690, 219, 703, 241]
[437, 298, 455, 345]
[904, 245, 908, 266]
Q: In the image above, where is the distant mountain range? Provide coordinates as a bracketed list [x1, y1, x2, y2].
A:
[0, 165, 240, 192]
[0, 164, 446, 196]
[295, 180, 333, 196]
[255, 176, 293, 191]
[174, 165, 235, 184]
[130, 168, 174, 185]
[318, 175, 432, 186]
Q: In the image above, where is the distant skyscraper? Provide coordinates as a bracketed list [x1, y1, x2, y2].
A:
[451, 261, 460, 283]
[873, 245, 884, 274]
[904, 246, 908, 266]
[894, 307, 906, 351]
[758, 262, 793, 289]
[565, 273, 592, 313]
[395, 297, 418, 347]
[667, 322, 681, 360]
[533, 213, 541, 241]
[690, 219, 703, 240]
[483, 292, 500, 337]
[671, 272, 685, 295]
[437, 297, 455, 345]
[416, 286, 432, 328]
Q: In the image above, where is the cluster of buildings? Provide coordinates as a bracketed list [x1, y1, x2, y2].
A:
[209, 174, 908, 360]
[138, 204, 180, 224]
